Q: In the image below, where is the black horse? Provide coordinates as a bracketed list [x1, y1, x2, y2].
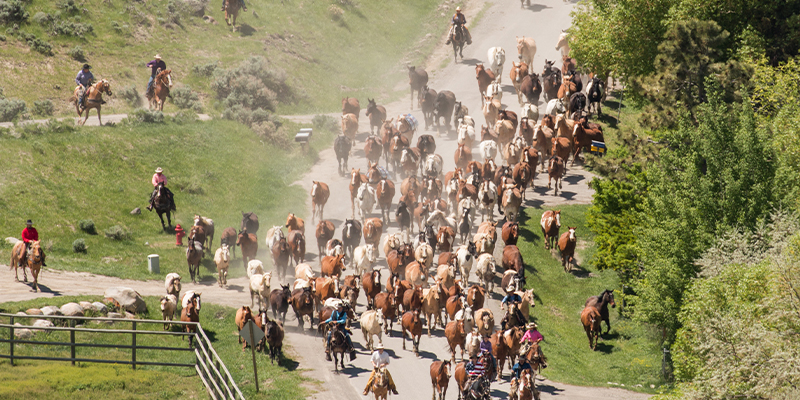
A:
[325, 322, 354, 372]
[334, 135, 352, 177]
[542, 60, 562, 102]
[152, 183, 175, 230]
[585, 289, 616, 334]
[341, 219, 362, 263]
[241, 211, 259, 235]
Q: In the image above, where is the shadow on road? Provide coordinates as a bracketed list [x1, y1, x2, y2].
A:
[563, 174, 586, 185]
[522, 3, 552, 12]
[536, 382, 565, 395]
[461, 58, 482, 66]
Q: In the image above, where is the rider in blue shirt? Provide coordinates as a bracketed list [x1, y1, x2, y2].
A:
[501, 284, 527, 330]
[75, 64, 94, 110]
[445, 7, 472, 45]
[324, 303, 355, 360]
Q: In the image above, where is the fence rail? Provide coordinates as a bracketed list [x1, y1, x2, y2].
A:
[0, 313, 245, 400]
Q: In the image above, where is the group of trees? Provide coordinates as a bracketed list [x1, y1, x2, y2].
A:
[572, 0, 800, 395]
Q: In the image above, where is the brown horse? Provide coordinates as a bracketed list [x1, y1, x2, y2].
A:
[237, 229, 258, 268]
[408, 66, 429, 109]
[148, 69, 172, 111]
[581, 305, 602, 350]
[586, 289, 616, 334]
[430, 359, 452, 400]
[476, 64, 496, 103]
[571, 118, 605, 166]
[223, 0, 241, 31]
[73, 79, 112, 126]
[540, 209, 561, 250]
[342, 97, 361, 119]
[288, 230, 306, 267]
[315, 220, 336, 259]
[558, 227, 577, 272]
[401, 310, 423, 356]
[291, 286, 316, 330]
[342, 113, 359, 141]
[363, 218, 384, 252]
[366, 98, 387, 136]
[375, 292, 398, 335]
[365, 138, 383, 168]
[455, 144, 473, 171]
[181, 293, 200, 346]
[376, 178, 396, 225]
[547, 156, 565, 195]
[10, 241, 43, 292]
[363, 269, 382, 309]
[445, 319, 467, 363]
[235, 306, 259, 350]
[286, 213, 305, 235]
[510, 61, 529, 106]
[186, 238, 203, 283]
[265, 317, 284, 365]
[311, 181, 330, 223]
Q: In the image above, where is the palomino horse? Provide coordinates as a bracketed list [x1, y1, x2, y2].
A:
[10, 240, 43, 292]
[451, 24, 467, 62]
[73, 79, 113, 126]
[152, 183, 174, 230]
[371, 367, 390, 400]
[148, 69, 173, 111]
[223, 0, 242, 31]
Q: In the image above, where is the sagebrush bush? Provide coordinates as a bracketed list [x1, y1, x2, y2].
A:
[0, 0, 29, 24]
[192, 61, 217, 77]
[0, 98, 27, 122]
[32, 100, 54, 117]
[328, 5, 344, 20]
[78, 219, 96, 234]
[170, 85, 202, 112]
[212, 56, 294, 127]
[104, 225, 131, 241]
[172, 109, 198, 125]
[117, 85, 142, 108]
[68, 45, 85, 61]
[253, 120, 291, 149]
[51, 20, 94, 37]
[124, 108, 164, 124]
[222, 104, 272, 127]
[57, 0, 80, 14]
[19, 118, 75, 137]
[312, 114, 339, 133]
[32, 11, 52, 25]
[72, 238, 87, 253]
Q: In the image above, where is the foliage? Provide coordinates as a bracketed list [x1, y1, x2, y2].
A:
[78, 219, 96, 234]
[124, 108, 164, 124]
[312, 114, 339, 133]
[748, 56, 800, 119]
[71, 238, 87, 253]
[212, 56, 293, 126]
[0, 97, 26, 122]
[170, 85, 202, 112]
[585, 127, 661, 179]
[117, 84, 142, 108]
[17, 118, 76, 137]
[669, 212, 800, 399]
[632, 19, 751, 129]
[7, 28, 54, 55]
[0, 0, 29, 24]
[104, 225, 131, 241]
[328, 4, 344, 20]
[50, 19, 94, 38]
[68, 45, 85, 61]
[191, 61, 217, 78]
[171, 109, 198, 125]
[630, 85, 776, 340]
[32, 99, 54, 116]
[57, 0, 80, 14]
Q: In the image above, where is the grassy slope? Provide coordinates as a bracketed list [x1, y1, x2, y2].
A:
[518, 205, 665, 392]
[0, 118, 333, 280]
[0, 296, 311, 399]
[0, 0, 449, 116]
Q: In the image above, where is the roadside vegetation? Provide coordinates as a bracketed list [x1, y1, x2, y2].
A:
[0, 295, 311, 399]
[569, 0, 800, 396]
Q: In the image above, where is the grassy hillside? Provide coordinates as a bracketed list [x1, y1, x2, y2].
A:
[518, 205, 665, 392]
[0, 295, 312, 399]
[0, 0, 450, 116]
[0, 117, 333, 281]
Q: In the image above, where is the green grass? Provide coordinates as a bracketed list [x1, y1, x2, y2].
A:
[0, 0, 451, 117]
[0, 295, 314, 399]
[517, 204, 666, 392]
[0, 118, 333, 281]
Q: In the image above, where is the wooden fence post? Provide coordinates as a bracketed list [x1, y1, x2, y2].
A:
[132, 321, 137, 370]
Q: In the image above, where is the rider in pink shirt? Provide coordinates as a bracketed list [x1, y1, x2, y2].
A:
[147, 167, 175, 211]
[521, 322, 547, 369]
[152, 170, 167, 187]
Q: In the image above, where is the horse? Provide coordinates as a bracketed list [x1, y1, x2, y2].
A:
[148, 69, 173, 111]
[434, 91, 457, 132]
[342, 219, 363, 262]
[265, 318, 284, 365]
[482, 95, 501, 130]
[401, 310, 423, 356]
[366, 98, 387, 136]
[356, 182, 377, 224]
[420, 86, 438, 130]
[558, 227, 577, 272]
[556, 30, 570, 58]
[270, 284, 292, 323]
[310, 181, 330, 223]
[342, 113, 359, 142]
[581, 305, 602, 350]
[350, 168, 369, 218]
[488, 47, 506, 84]
[395, 201, 413, 242]
[502, 245, 525, 280]
[502, 221, 519, 246]
[418, 135, 438, 161]
[360, 309, 385, 351]
[558, 74, 577, 107]
[547, 156, 565, 195]
[397, 114, 417, 142]
[362, 218, 383, 254]
[400, 148, 422, 179]
[572, 117, 605, 166]
[458, 119, 476, 149]
[363, 139, 384, 170]
[421, 281, 446, 335]
[334, 135, 352, 176]
[220, 227, 238, 259]
[510, 61, 530, 106]
[342, 97, 361, 119]
[287, 230, 306, 267]
[181, 293, 200, 346]
[222, 0, 242, 30]
[445, 318, 468, 364]
[430, 360, 452, 400]
[186, 238, 203, 283]
[585, 289, 616, 334]
[512, 155, 533, 200]
[375, 292, 398, 335]
[327, 322, 351, 372]
[408, 66, 429, 109]
[501, 185, 522, 222]
[516, 36, 537, 68]
[214, 244, 231, 287]
[451, 23, 467, 62]
[520, 112, 538, 142]
[376, 179, 396, 225]
[363, 268, 382, 309]
[455, 144, 473, 171]
[587, 75, 605, 115]
[474, 308, 494, 338]
[389, 134, 411, 174]
[315, 220, 336, 261]
[569, 92, 587, 118]
[291, 286, 316, 330]
[540, 210, 561, 250]
[236, 306, 260, 350]
[10, 240, 43, 292]
[541, 60, 561, 102]
[151, 183, 174, 230]
[532, 124, 553, 172]
[237, 229, 258, 269]
[453, 102, 469, 131]
[165, 272, 182, 299]
[475, 65, 496, 104]
[519, 74, 542, 106]
[321, 254, 346, 279]
[73, 79, 113, 126]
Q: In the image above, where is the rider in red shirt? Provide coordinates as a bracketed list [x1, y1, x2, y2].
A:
[21, 220, 46, 266]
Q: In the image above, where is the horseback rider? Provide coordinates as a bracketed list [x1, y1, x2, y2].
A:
[362, 344, 400, 396]
[147, 167, 176, 212]
[510, 355, 534, 396]
[324, 303, 356, 361]
[75, 64, 94, 111]
[145, 54, 166, 98]
[221, 0, 247, 12]
[501, 284, 528, 330]
[20, 220, 46, 267]
[446, 7, 472, 45]
[479, 335, 497, 379]
[465, 353, 489, 398]
[521, 322, 548, 369]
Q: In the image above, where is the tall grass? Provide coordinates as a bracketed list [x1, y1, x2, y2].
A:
[517, 205, 665, 392]
[0, 118, 333, 281]
[0, 295, 312, 399]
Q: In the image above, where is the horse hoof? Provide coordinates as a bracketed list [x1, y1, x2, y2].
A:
[14, 277, 19, 282]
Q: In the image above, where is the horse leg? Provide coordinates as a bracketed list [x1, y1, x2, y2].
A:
[32, 266, 39, 292]
[96, 107, 102, 126]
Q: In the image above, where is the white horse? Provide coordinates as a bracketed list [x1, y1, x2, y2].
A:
[360, 309, 385, 351]
[479, 140, 498, 161]
[247, 259, 264, 278]
[516, 36, 536, 68]
[455, 305, 475, 333]
[356, 182, 376, 223]
[295, 263, 316, 281]
[487, 47, 506, 84]
[352, 244, 377, 277]
[455, 245, 475, 284]
[423, 154, 444, 178]
[265, 225, 284, 250]
[477, 180, 497, 222]
[326, 239, 345, 257]
[521, 102, 539, 125]
[464, 329, 481, 358]
[556, 30, 570, 58]
[546, 98, 566, 116]
[427, 209, 457, 231]
[486, 81, 502, 103]
[457, 118, 476, 147]
[475, 254, 496, 292]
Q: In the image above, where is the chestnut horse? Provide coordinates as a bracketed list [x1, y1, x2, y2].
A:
[148, 69, 172, 111]
[237, 229, 259, 268]
[430, 359, 452, 400]
[223, 0, 241, 31]
[558, 227, 577, 272]
[366, 98, 387, 135]
[475, 64, 496, 104]
[540, 210, 561, 250]
[73, 79, 112, 126]
[311, 181, 330, 223]
[10, 240, 43, 292]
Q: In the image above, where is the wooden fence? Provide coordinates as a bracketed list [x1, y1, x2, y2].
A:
[0, 313, 245, 400]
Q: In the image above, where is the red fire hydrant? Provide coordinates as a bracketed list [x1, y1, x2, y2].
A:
[175, 224, 185, 246]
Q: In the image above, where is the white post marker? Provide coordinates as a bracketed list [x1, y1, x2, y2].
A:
[239, 319, 264, 392]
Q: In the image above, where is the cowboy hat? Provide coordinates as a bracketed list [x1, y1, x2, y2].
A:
[26, 219, 32, 224]
[506, 284, 516, 293]
[375, 343, 385, 350]
[154, 54, 162, 59]
[456, 6, 461, 11]
[526, 322, 537, 330]
[155, 167, 163, 173]
[82, 64, 91, 70]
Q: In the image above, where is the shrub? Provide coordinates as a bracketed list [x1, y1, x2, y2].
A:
[32, 11, 52, 25]
[312, 114, 339, 133]
[328, 5, 344, 20]
[117, 85, 142, 108]
[212, 56, 294, 127]
[18, 118, 75, 137]
[72, 238, 87, 253]
[170, 85, 202, 112]
[57, 0, 80, 14]
[51, 20, 94, 37]
[253, 120, 291, 149]
[124, 108, 164, 124]
[78, 219, 96, 234]
[104, 225, 131, 241]
[0, 98, 26, 122]
[12, 31, 53, 55]
[0, 0, 29, 24]
[172, 176, 204, 194]
[172, 109, 198, 125]
[68, 45, 85, 61]
[222, 104, 273, 127]
[32, 100, 54, 117]
[191, 61, 217, 77]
